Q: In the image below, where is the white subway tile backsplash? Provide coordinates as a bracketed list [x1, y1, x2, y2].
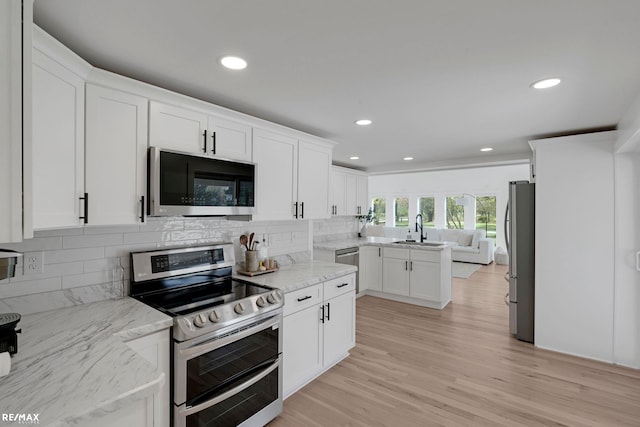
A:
[0, 277, 61, 298]
[62, 271, 110, 289]
[0, 217, 313, 314]
[44, 247, 105, 264]
[63, 233, 124, 249]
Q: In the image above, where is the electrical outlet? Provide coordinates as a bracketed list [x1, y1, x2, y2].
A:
[23, 251, 44, 275]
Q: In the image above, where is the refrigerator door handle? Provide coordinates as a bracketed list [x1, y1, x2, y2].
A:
[504, 201, 510, 252]
[636, 251, 640, 272]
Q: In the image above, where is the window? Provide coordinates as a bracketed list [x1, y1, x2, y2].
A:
[393, 197, 409, 227]
[446, 195, 464, 229]
[372, 197, 386, 225]
[475, 195, 496, 239]
[418, 197, 435, 228]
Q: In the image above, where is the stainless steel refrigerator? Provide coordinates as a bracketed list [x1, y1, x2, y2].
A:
[505, 181, 535, 343]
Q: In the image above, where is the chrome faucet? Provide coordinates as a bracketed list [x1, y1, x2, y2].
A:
[415, 214, 425, 242]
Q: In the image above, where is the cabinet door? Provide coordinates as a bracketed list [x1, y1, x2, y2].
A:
[252, 129, 298, 220]
[86, 85, 148, 225]
[323, 291, 356, 365]
[297, 140, 331, 219]
[359, 246, 382, 292]
[125, 329, 170, 427]
[345, 173, 358, 215]
[283, 305, 322, 397]
[409, 260, 440, 301]
[32, 49, 85, 229]
[207, 115, 252, 161]
[331, 169, 346, 216]
[149, 101, 207, 154]
[382, 257, 410, 296]
[356, 174, 368, 215]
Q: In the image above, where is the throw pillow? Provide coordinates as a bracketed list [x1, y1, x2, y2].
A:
[457, 231, 473, 247]
[471, 230, 485, 249]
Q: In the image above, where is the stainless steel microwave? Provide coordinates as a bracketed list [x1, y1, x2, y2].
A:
[148, 147, 256, 216]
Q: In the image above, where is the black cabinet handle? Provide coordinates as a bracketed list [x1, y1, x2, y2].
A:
[405, 261, 408, 271]
[326, 302, 330, 321]
[212, 131, 216, 154]
[378, 248, 381, 257]
[79, 193, 88, 224]
[410, 261, 413, 271]
[320, 305, 325, 323]
[294, 202, 299, 218]
[140, 196, 145, 223]
[337, 283, 349, 288]
[297, 295, 311, 302]
[301, 202, 304, 219]
[203, 130, 208, 153]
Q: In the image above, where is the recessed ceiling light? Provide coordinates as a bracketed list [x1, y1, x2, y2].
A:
[530, 78, 561, 89]
[349, 156, 360, 160]
[219, 56, 247, 70]
[403, 157, 413, 161]
[480, 147, 493, 152]
[355, 119, 372, 126]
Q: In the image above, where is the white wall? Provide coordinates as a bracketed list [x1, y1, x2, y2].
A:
[533, 131, 616, 363]
[368, 164, 530, 248]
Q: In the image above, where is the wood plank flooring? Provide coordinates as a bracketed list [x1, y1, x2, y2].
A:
[269, 263, 640, 426]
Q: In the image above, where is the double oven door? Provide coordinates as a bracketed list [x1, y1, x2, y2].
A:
[174, 311, 283, 427]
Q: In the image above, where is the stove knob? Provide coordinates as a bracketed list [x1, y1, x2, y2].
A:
[256, 296, 267, 308]
[193, 313, 207, 328]
[209, 310, 220, 323]
[234, 303, 245, 314]
[267, 290, 282, 304]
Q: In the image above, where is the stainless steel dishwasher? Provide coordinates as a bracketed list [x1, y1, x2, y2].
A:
[335, 247, 359, 293]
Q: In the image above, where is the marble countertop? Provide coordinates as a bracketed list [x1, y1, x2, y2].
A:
[314, 236, 449, 251]
[0, 298, 173, 426]
[234, 261, 357, 293]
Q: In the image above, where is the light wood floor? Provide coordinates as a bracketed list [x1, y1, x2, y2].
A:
[269, 263, 640, 426]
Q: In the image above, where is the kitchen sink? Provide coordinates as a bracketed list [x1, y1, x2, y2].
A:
[392, 240, 445, 247]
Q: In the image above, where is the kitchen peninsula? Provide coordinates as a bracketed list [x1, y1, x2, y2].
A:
[315, 237, 453, 309]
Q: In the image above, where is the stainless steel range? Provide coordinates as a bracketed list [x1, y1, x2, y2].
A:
[130, 243, 283, 427]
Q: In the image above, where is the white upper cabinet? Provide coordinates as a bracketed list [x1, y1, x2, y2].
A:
[330, 166, 368, 216]
[85, 84, 148, 225]
[149, 101, 252, 161]
[253, 129, 298, 221]
[0, 0, 32, 242]
[149, 101, 208, 154]
[31, 43, 88, 229]
[253, 129, 331, 221]
[297, 140, 331, 219]
[207, 115, 252, 161]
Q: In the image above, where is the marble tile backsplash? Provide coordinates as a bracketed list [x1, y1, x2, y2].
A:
[0, 217, 311, 315]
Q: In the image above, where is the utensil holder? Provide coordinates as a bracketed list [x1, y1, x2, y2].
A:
[245, 250, 259, 272]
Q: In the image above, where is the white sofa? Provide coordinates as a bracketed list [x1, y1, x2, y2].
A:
[424, 228, 494, 265]
[364, 226, 495, 265]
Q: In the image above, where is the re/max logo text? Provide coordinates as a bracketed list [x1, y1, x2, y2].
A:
[1, 413, 39, 424]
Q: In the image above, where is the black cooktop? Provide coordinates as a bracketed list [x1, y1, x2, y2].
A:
[134, 278, 273, 317]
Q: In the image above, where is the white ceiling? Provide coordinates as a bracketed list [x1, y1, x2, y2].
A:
[33, 0, 640, 173]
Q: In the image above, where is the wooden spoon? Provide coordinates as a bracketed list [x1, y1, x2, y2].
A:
[249, 232, 255, 251]
[240, 234, 248, 250]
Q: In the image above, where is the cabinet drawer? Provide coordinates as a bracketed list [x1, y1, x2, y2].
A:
[284, 283, 322, 317]
[382, 247, 408, 260]
[324, 274, 355, 300]
[410, 249, 441, 263]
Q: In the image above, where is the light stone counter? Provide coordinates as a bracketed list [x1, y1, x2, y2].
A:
[234, 261, 357, 293]
[0, 298, 172, 426]
[314, 236, 449, 251]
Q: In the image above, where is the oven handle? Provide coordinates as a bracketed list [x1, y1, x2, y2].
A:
[178, 357, 280, 417]
[177, 315, 281, 361]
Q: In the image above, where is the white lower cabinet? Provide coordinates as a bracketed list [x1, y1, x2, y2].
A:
[359, 246, 382, 292]
[283, 273, 356, 398]
[92, 329, 171, 427]
[379, 247, 451, 309]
